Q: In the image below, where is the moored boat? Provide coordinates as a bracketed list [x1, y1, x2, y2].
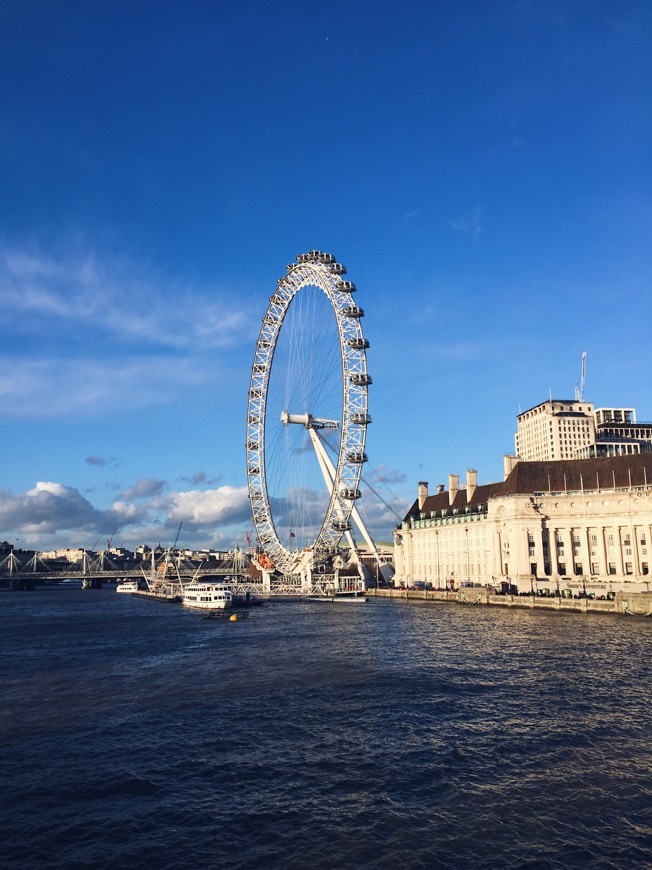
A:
[131, 588, 181, 602]
[309, 591, 368, 603]
[183, 580, 233, 610]
[116, 579, 141, 594]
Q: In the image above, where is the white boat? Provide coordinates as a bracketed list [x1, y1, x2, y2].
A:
[182, 580, 233, 610]
[332, 592, 367, 603]
[309, 592, 368, 603]
[308, 574, 368, 603]
[116, 579, 140, 594]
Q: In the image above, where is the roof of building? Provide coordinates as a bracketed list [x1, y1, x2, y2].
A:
[517, 398, 590, 418]
[597, 421, 652, 429]
[402, 454, 652, 523]
[404, 480, 504, 520]
[503, 454, 652, 494]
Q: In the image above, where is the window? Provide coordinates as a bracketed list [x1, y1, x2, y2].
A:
[609, 563, 617, 575]
[625, 563, 633, 576]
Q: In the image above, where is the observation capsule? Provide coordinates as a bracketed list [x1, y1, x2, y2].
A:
[347, 337, 370, 350]
[332, 519, 352, 532]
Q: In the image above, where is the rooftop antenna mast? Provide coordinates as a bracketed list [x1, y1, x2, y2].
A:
[574, 351, 587, 402]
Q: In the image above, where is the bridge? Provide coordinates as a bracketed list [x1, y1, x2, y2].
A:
[0, 546, 371, 598]
[0, 563, 336, 597]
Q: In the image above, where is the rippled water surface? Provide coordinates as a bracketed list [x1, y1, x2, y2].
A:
[1, 586, 651, 869]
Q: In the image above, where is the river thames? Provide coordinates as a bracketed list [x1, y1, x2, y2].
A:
[2, 585, 650, 869]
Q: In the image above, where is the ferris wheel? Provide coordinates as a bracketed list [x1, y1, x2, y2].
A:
[246, 251, 372, 578]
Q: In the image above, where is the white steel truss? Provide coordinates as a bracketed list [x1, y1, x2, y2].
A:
[246, 251, 371, 577]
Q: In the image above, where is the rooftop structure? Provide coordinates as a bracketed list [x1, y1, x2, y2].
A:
[516, 401, 652, 462]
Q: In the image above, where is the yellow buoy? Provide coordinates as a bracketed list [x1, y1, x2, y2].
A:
[229, 613, 238, 622]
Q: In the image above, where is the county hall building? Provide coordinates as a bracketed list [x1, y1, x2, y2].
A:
[394, 452, 652, 597]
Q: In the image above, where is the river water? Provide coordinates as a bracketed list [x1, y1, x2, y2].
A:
[1, 585, 651, 869]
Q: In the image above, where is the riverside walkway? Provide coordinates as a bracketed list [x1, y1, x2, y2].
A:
[368, 587, 652, 617]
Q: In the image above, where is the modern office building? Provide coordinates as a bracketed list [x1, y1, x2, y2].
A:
[394, 454, 652, 595]
[579, 408, 652, 458]
[515, 399, 596, 461]
[515, 401, 652, 461]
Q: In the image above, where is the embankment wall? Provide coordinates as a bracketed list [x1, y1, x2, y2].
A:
[368, 588, 652, 617]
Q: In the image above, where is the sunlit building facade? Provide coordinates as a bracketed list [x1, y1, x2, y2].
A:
[394, 455, 652, 595]
[515, 401, 652, 461]
[515, 399, 595, 461]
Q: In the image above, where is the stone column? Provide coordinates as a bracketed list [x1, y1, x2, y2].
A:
[600, 526, 610, 579]
[584, 527, 596, 576]
[631, 522, 640, 578]
[615, 526, 626, 577]
[578, 525, 591, 578]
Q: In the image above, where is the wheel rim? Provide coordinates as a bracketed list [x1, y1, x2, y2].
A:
[246, 252, 371, 577]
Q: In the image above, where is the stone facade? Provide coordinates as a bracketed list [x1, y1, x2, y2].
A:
[394, 455, 652, 596]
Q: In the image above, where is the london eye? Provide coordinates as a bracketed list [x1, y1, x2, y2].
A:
[246, 251, 371, 580]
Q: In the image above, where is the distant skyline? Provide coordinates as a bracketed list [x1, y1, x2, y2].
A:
[1, 1, 650, 551]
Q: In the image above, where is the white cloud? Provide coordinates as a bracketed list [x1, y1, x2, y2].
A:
[370, 464, 407, 485]
[0, 355, 208, 417]
[0, 479, 252, 550]
[449, 206, 485, 241]
[163, 486, 250, 528]
[0, 481, 113, 541]
[0, 474, 401, 552]
[0, 243, 261, 420]
[120, 478, 168, 500]
[0, 246, 254, 351]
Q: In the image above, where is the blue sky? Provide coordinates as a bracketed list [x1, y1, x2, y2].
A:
[1, 0, 650, 552]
